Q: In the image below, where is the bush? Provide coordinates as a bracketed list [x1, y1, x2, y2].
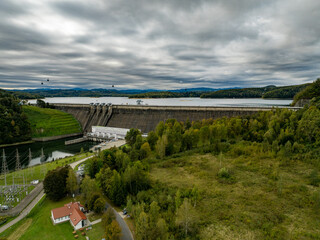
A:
[309, 170, 320, 186]
[94, 198, 105, 213]
[218, 167, 230, 179]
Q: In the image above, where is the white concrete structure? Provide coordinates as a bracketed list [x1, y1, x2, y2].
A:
[90, 126, 131, 140]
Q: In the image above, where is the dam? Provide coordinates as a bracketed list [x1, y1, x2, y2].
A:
[53, 104, 301, 133]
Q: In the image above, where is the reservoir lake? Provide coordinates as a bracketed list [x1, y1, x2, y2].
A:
[29, 97, 293, 107]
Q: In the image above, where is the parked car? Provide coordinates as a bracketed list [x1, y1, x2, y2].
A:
[0, 205, 9, 211]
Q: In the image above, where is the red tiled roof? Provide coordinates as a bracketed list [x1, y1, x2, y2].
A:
[70, 207, 87, 226]
[52, 206, 70, 220]
[51, 202, 86, 226]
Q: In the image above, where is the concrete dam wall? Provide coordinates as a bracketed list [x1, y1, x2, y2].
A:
[54, 104, 112, 133]
[53, 104, 300, 133]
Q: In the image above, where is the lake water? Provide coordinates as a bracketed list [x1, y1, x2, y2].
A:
[28, 97, 293, 107]
[0, 137, 97, 171]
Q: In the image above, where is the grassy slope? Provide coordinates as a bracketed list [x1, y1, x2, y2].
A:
[22, 106, 81, 138]
[151, 149, 320, 239]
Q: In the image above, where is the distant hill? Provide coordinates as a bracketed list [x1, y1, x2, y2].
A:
[10, 87, 229, 98]
[9, 83, 312, 100]
[201, 83, 310, 99]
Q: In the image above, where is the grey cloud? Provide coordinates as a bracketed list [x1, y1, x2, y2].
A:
[0, 0, 319, 90]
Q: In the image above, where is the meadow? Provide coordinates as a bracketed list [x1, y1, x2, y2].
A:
[150, 145, 320, 239]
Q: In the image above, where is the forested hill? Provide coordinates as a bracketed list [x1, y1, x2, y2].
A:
[128, 91, 203, 98]
[292, 78, 320, 105]
[0, 89, 31, 144]
[201, 83, 310, 99]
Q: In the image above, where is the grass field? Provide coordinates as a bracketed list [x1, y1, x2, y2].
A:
[22, 106, 82, 138]
[151, 150, 320, 239]
[0, 196, 104, 240]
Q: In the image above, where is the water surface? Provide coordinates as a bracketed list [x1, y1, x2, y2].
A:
[29, 97, 292, 107]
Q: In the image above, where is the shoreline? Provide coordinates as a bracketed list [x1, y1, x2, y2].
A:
[0, 140, 35, 148]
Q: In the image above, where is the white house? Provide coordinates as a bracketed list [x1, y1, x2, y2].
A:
[51, 202, 87, 230]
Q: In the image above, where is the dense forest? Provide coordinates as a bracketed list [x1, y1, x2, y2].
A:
[292, 78, 320, 105]
[201, 83, 310, 99]
[0, 89, 31, 144]
[82, 88, 320, 239]
[129, 91, 203, 98]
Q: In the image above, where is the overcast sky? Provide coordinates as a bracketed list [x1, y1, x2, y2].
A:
[0, 0, 319, 90]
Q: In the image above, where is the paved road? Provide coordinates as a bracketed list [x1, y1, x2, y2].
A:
[105, 202, 134, 240]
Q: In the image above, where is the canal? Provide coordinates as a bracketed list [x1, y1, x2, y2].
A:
[0, 137, 97, 171]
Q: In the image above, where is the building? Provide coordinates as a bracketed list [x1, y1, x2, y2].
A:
[51, 202, 87, 230]
[89, 126, 131, 139]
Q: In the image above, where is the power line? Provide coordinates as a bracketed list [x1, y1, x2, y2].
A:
[1, 149, 8, 187]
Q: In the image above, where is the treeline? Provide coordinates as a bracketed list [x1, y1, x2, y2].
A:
[9, 91, 42, 99]
[129, 91, 203, 98]
[11, 89, 130, 98]
[0, 89, 31, 144]
[201, 83, 310, 99]
[292, 78, 320, 105]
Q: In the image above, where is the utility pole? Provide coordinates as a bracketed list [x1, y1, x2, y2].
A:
[1, 149, 8, 187]
[15, 149, 22, 186]
[28, 148, 32, 163]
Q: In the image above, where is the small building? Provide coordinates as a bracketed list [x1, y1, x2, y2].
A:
[51, 202, 87, 230]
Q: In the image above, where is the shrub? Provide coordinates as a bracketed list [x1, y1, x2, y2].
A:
[94, 198, 105, 213]
[309, 170, 320, 186]
[218, 167, 230, 179]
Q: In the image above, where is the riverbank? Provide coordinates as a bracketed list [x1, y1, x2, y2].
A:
[32, 132, 82, 142]
[0, 140, 35, 148]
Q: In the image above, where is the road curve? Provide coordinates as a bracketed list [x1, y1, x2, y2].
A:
[105, 202, 134, 240]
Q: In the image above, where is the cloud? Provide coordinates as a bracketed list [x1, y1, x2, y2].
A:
[0, 0, 319, 90]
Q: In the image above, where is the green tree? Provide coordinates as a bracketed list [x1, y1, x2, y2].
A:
[85, 157, 103, 178]
[136, 211, 149, 240]
[156, 218, 168, 240]
[140, 142, 151, 159]
[80, 175, 99, 204]
[125, 128, 141, 146]
[88, 192, 102, 210]
[43, 166, 69, 201]
[175, 198, 198, 237]
[66, 168, 79, 195]
[105, 220, 122, 240]
[102, 207, 116, 228]
[156, 134, 167, 159]
[94, 197, 105, 213]
[155, 121, 165, 137]
[110, 170, 126, 205]
[96, 167, 113, 196]
[147, 131, 158, 150]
